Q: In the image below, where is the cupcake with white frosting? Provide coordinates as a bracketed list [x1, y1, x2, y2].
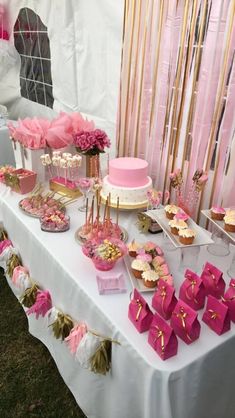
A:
[224, 215, 235, 233]
[178, 228, 196, 245]
[168, 219, 188, 235]
[131, 259, 151, 279]
[142, 270, 159, 288]
[164, 204, 179, 220]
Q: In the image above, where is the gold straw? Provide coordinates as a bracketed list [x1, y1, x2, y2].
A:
[116, 197, 119, 226]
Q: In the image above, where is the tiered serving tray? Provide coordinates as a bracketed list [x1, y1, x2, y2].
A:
[146, 208, 214, 248]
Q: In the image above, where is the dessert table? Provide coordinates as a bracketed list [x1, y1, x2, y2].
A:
[0, 183, 235, 418]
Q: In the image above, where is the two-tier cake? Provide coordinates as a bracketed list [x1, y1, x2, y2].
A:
[101, 157, 152, 208]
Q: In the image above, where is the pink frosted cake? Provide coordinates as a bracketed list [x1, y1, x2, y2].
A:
[101, 157, 152, 207]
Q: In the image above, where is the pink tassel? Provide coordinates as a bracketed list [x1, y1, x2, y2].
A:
[65, 323, 88, 355]
[27, 290, 52, 319]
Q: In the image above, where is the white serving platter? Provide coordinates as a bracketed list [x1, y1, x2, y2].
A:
[146, 208, 214, 248]
[123, 255, 157, 293]
[201, 209, 235, 244]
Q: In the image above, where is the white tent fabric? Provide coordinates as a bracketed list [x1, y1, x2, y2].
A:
[0, 0, 124, 156]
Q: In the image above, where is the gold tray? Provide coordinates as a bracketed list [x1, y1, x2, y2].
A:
[75, 225, 128, 245]
[49, 179, 82, 198]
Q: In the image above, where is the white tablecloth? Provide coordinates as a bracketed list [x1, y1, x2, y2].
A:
[0, 124, 15, 166]
[0, 183, 235, 418]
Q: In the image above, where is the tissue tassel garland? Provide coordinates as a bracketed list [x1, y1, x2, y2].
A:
[90, 339, 112, 375]
[20, 283, 40, 308]
[0, 228, 8, 241]
[27, 290, 52, 319]
[6, 254, 22, 277]
[50, 312, 74, 340]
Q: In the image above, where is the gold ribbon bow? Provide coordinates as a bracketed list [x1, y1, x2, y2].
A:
[176, 307, 192, 341]
[132, 299, 143, 321]
[154, 326, 165, 356]
[159, 286, 167, 314]
[208, 309, 220, 320]
[185, 279, 198, 304]
[207, 268, 218, 289]
[230, 282, 235, 288]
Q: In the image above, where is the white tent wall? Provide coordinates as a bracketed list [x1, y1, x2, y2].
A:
[0, 0, 124, 157]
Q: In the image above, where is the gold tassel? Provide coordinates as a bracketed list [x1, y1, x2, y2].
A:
[50, 312, 74, 340]
[6, 254, 22, 278]
[0, 228, 8, 241]
[20, 283, 39, 308]
[90, 339, 112, 375]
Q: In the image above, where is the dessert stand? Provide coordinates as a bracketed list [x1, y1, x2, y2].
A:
[201, 209, 235, 277]
[146, 208, 214, 271]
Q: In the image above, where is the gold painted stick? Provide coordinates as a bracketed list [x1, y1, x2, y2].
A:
[116, 197, 120, 226]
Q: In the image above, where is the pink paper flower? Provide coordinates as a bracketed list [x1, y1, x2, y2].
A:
[74, 129, 111, 155]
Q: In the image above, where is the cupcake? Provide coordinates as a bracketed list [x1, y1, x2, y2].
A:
[128, 240, 142, 257]
[178, 228, 196, 245]
[164, 204, 179, 220]
[142, 270, 159, 288]
[131, 259, 151, 279]
[210, 206, 225, 221]
[225, 209, 235, 217]
[168, 219, 188, 235]
[224, 215, 235, 233]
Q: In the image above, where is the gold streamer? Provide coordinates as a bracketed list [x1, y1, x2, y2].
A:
[0, 228, 8, 241]
[89, 339, 112, 375]
[50, 312, 74, 340]
[20, 283, 39, 308]
[6, 254, 22, 278]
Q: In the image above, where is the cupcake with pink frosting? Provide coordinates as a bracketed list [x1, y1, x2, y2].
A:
[211, 206, 225, 221]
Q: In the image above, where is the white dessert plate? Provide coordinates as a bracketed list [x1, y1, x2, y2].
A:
[75, 225, 128, 245]
[201, 209, 235, 244]
[123, 255, 157, 293]
[147, 208, 214, 248]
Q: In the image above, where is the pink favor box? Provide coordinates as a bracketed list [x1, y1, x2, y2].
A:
[128, 288, 153, 333]
[222, 279, 235, 322]
[202, 295, 230, 335]
[148, 313, 178, 360]
[5, 168, 37, 194]
[179, 269, 206, 310]
[152, 278, 178, 320]
[200, 262, 225, 299]
[171, 300, 201, 345]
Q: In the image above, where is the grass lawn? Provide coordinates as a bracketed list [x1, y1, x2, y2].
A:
[0, 270, 86, 418]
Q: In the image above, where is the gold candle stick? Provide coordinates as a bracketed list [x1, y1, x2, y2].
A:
[85, 197, 89, 227]
[103, 197, 108, 226]
[116, 197, 119, 226]
[91, 196, 95, 229]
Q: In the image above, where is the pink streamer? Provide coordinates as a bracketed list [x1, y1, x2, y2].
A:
[27, 290, 52, 319]
[65, 323, 88, 354]
[0, 239, 12, 255]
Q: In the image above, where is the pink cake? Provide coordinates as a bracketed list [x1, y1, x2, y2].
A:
[101, 157, 152, 207]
